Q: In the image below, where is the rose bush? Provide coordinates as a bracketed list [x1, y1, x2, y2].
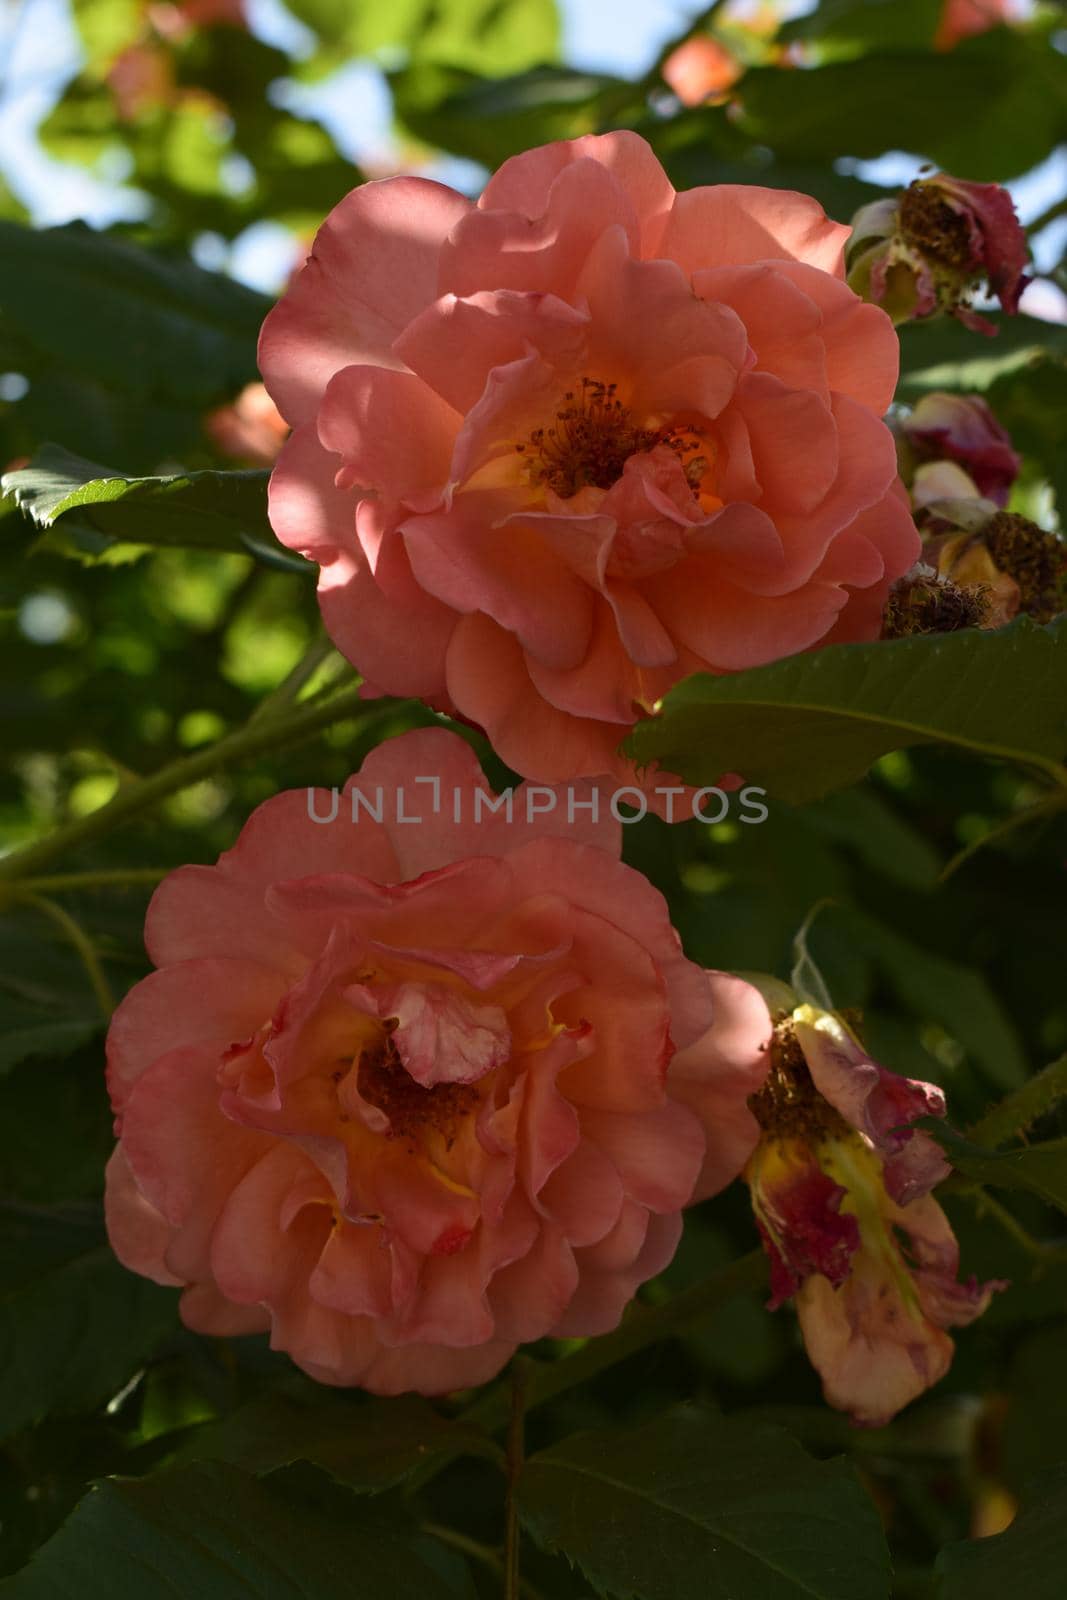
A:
[104, 727, 768, 1394]
[261, 132, 918, 792]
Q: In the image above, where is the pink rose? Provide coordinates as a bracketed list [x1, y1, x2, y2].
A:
[104, 728, 765, 1395]
[261, 132, 917, 792]
[740, 995, 1001, 1425]
[662, 36, 743, 105]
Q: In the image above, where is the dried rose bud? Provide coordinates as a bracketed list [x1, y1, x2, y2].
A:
[922, 502, 1066, 625]
[846, 174, 1029, 335]
[745, 1002, 1002, 1426]
[881, 563, 991, 638]
[899, 392, 1021, 506]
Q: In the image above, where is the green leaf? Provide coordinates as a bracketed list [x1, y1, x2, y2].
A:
[1, 446, 306, 567]
[518, 1407, 891, 1600]
[922, 1122, 1067, 1214]
[0, 1202, 177, 1440]
[175, 1390, 503, 1489]
[831, 907, 1028, 1091]
[898, 313, 1067, 394]
[391, 64, 625, 168]
[0, 907, 109, 1075]
[986, 355, 1067, 523]
[0, 222, 268, 405]
[0, 1463, 476, 1598]
[778, 0, 940, 53]
[3, 1047, 116, 1204]
[803, 787, 942, 889]
[625, 619, 1067, 806]
[936, 1464, 1067, 1600]
[735, 32, 1066, 181]
[289, 0, 559, 80]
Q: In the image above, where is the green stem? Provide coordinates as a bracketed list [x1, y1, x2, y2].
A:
[420, 1525, 545, 1600]
[18, 891, 115, 1017]
[939, 789, 1067, 883]
[504, 1357, 531, 1600]
[0, 685, 403, 885]
[4, 868, 169, 896]
[464, 1248, 766, 1436]
[1026, 195, 1067, 237]
[967, 1053, 1067, 1148]
[247, 630, 341, 724]
[963, 1184, 1067, 1263]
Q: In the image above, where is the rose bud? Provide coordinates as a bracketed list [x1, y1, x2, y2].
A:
[742, 996, 1002, 1426]
[898, 392, 1020, 507]
[846, 174, 1029, 334]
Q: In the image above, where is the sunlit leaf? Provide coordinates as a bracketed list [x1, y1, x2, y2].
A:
[625, 619, 1067, 806]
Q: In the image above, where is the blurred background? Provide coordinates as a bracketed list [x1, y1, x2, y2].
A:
[1, 7, 1067, 1589]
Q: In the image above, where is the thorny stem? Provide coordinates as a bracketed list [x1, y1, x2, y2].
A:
[17, 891, 115, 1016]
[0, 685, 408, 885]
[963, 1184, 1067, 1264]
[504, 1358, 532, 1600]
[968, 1053, 1067, 1148]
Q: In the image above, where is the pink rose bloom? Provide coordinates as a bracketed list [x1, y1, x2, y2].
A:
[104, 728, 766, 1395]
[847, 174, 1029, 336]
[899, 392, 1020, 507]
[740, 995, 1001, 1425]
[261, 132, 917, 793]
[662, 36, 744, 105]
[206, 382, 290, 467]
[935, 0, 1023, 51]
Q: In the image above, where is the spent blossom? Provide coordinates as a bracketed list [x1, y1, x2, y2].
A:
[741, 992, 1001, 1425]
[846, 173, 1029, 335]
[897, 392, 1020, 508]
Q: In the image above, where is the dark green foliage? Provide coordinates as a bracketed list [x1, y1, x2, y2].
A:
[3, 0, 1067, 1595]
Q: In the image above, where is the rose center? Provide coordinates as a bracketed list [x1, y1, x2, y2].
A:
[516, 375, 703, 498]
[748, 1018, 849, 1142]
[899, 182, 974, 270]
[356, 1030, 480, 1150]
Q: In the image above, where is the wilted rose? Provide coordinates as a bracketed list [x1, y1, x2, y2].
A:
[741, 995, 1001, 1425]
[847, 174, 1029, 334]
[898, 392, 1020, 507]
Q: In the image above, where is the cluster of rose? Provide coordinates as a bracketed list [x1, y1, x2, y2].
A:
[107, 133, 1059, 1431]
